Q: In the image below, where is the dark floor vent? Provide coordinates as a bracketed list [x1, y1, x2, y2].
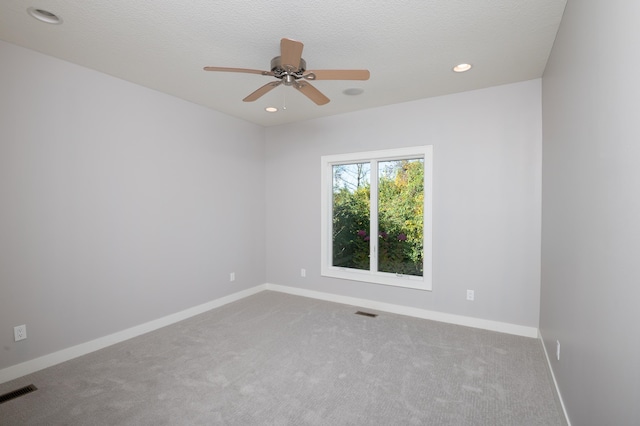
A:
[355, 310, 378, 318]
[0, 384, 37, 404]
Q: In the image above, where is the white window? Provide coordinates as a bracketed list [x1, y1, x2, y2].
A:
[321, 146, 433, 290]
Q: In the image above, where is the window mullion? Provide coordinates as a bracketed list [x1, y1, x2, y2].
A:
[370, 160, 379, 273]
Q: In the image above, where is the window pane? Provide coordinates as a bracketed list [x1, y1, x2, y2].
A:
[332, 163, 371, 270]
[377, 159, 424, 276]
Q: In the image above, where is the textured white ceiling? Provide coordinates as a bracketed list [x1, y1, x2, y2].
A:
[0, 1, 566, 126]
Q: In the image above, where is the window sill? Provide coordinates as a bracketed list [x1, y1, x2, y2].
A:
[321, 266, 432, 291]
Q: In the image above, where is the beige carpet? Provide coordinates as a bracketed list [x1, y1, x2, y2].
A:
[0, 291, 566, 425]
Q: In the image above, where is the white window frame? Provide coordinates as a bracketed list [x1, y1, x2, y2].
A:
[320, 146, 433, 291]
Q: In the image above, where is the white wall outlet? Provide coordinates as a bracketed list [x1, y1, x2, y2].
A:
[229, 272, 235, 282]
[14, 325, 27, 342]
[466, 289, 475, 301]
[556, 340, 561, 361]
[301, 268, 306, 278]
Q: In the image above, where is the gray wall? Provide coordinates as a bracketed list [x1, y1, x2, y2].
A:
[541, 1, 640, 425]
[0, 40, 266, 370]
[265, 80, 542, 328]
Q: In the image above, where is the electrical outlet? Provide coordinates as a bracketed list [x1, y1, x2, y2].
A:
[556, 340, 560, 361]
[14, 325, 27, 342]
[466, 290, 475, 301]
[301, 268, 306, 278]
[229, 272, 235, 282]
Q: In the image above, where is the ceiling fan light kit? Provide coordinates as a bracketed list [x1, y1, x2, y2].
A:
[204, 38, 370, 106]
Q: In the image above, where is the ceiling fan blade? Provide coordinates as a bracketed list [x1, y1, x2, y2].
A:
[280, 38, 304, 71]
[305, 69, 370, 80]
[294, 81, 330, 105]
[204, 66, 273, 76]
[243, 81, 282, 102]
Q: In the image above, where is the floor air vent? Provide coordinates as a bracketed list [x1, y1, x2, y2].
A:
[0, 384, 37, 404]
[355, 311, 378, 318]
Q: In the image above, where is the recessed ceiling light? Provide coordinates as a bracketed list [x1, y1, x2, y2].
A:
[265, 107, 278, 113]
[453, 63, 472, 73]
[27, 7, 62, 24]
[343, 88, 364, 96]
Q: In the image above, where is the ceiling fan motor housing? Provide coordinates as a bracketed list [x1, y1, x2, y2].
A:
[271, 56, 307, 83]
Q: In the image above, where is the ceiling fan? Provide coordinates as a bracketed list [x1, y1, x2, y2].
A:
[203, 38, 370, 106]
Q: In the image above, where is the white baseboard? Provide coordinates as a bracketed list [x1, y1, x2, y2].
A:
[0, 285, 267, 385]
[539, 331, 572, 426]
[265, 283, 539, 338]
[1, 282, 539, 385]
